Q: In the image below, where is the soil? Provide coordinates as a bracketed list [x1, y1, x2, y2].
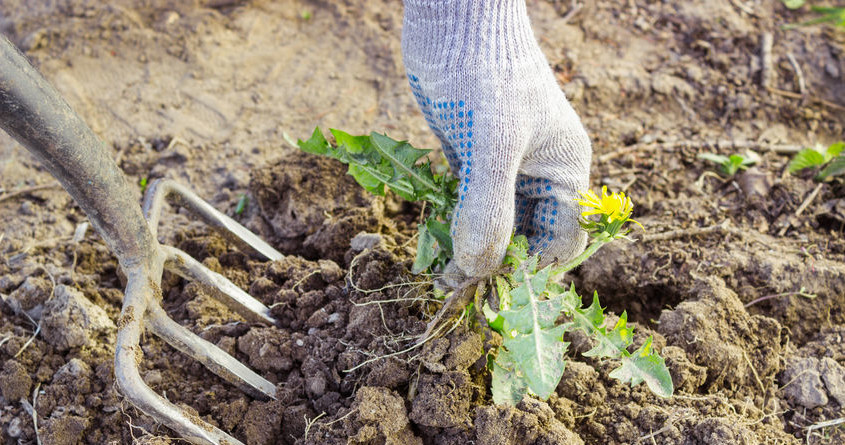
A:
[1, 1, 844, 444]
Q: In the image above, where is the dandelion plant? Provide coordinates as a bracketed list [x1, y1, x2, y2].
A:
[297, 127, 674, 404]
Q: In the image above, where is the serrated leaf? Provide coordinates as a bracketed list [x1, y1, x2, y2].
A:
[331, 129, 372, 155]
[584, 311, 634, 358]
[608, 336, 674, 398]
[504, 235, 530, 268]
[297, 127, 331, 155]
[788, 148, 826, 174]
[563, 288, 605, 336]
[370, 132, 439, 194]
[346, 164, 388, 195]
[495, 264, 570, 401]
[817, 156, 845, 181]
[297, 128, 456, 273]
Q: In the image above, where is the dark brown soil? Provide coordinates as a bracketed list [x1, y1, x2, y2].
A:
[1, 1, 844, 444]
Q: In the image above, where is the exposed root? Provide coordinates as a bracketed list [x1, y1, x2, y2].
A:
[806, 418, 845, 444]
[20, 382, 42, 445]
[744, 288, 816, 308]
[343, 307, 466, 373]
[14, 311, 42, 359]
[302, 412, 326, 442]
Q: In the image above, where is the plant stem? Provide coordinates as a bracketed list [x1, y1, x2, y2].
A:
[553, 235, 611, 276]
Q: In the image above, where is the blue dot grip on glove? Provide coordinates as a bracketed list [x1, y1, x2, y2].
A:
[402, 0, 592, 278]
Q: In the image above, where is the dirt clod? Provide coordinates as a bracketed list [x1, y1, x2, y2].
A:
[1, 1, 843, 444]
[0, 360, 32, 402]
[475, 398, 584, 445]
[352, 386, 422, 445]
[41, 285, 115, 351]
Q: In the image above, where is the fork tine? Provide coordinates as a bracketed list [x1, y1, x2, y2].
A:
[163, 245, 276, 325]
[116, 270, 248, 445]
[145, 301, 277, 400]
[143, 179, 283, 262]
[0, 35, 279, 444]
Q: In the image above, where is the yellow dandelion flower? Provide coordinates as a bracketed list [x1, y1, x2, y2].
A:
[576, 186, 634, 222]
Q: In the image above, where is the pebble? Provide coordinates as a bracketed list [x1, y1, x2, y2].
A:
[783, 357, 828, 409]
[6, 417, 22, 438]
[350, 232, 384, 251]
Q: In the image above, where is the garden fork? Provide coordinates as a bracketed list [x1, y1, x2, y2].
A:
[0, 35, 281, 444]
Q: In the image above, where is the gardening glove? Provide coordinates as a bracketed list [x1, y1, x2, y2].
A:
[402, 0, 592, 279]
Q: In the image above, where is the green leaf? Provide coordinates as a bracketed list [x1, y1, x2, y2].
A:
[347, 164, 388, 195]
[781, 0, 805, 9]
[558, 286, 674, 398]
[495, 264, 571, 401]
[503, 325, 569, 400]
[825, 142, 844, 158]
[235, 194, 248, 215]
[491, 350, 529, 405]
[563, 288, 605, 336]
[483, 301, 505, 332]
[297, 127, 331, 155]
[785, 6, 845, 28]
[817, 156, 845, 181]
[495, 275, 513, 312]
[788, 148, 826, 174]
[412, 223, 437, 274]
[370, 132, 438, 192]
[426, 218, 453, 257]
[330, 128, 371, 154]
[504, 235, 529, 269]
[584, 311, 634, 359]
[608, 336, 674, 398]
[809, 7, 845, 27]
[697, 153, 729, 165]
[296, 127, 457, 274]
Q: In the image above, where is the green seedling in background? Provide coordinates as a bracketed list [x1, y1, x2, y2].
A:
[298, 128, 673, 404]
[139, 177, 149, 193]
[781, 1, 845, 29]
[697, 151, 760, 177]
[788, 141, 845, 181]
[235, 193, 249, 215]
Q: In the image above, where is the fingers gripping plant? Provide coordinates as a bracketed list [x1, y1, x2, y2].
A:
[298, 128, 674, 404]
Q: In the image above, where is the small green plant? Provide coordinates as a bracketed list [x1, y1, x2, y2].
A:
[781, 1, 845, 29]
[139, 177, 149, 193]
[697, 151, 760, 177]
[788, 141, 845, 181]
[298, 128, 673, 403]
[235, 193, 249, 215]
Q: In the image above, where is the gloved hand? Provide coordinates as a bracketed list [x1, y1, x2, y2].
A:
[402, 0, 592, 279]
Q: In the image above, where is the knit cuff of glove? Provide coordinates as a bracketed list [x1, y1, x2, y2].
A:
[403, 0, 545, 76]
